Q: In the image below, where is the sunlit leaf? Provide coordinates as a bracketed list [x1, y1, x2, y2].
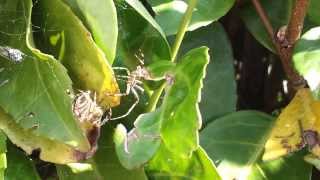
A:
[180, 23, 236, 124]
[33, 0, 120, 108]
[293, 27, 320, 98]
[0, 0, 90, 152]
[140, 47, 210, 177]
[5, 144, 40, 180]
[114, 47, 209, 170]
[0, 108, 89, 164]
[263, 89, 320, 161]
[160, 47, 209, 156]
[114, 111, 162, 169]
[241, 0, 292, 52]
[64, 0, 118, 63]
[56, 124, 148, 180]
[248, 151, 312, 180]
[201, 110, 312, 179]
[304, 153, 320, 170]
[145, 61, 176, 80]
[153, 0, 235, 35]
[146, 146, 221, 179]
[0, 132, 6, 179]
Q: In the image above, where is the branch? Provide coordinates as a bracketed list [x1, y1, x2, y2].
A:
[285, 0, 310, 45]
[251, 0, 309, 90]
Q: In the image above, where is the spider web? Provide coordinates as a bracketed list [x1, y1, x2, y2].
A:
[0, 0, 59, 52]
[0, 0, 61, 88]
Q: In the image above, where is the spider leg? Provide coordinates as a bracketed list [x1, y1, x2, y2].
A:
[116, 75, 130, 79]
[116, 78, 128, 82]
[110, 88, 140, 121]
[100, 108, 113, 126]
[133, 84, 144, 93]
[113, 67, 130, 76]
[110, 92, 130, 97]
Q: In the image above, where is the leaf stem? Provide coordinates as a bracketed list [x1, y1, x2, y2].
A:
[171, 0, 199, 62]
[251, 0, 275, 39]
[146, 0, 198, 112]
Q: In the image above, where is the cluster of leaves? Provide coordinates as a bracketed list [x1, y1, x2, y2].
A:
[0, 0, 320, 179]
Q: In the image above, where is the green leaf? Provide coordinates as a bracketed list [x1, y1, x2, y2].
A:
[180, 23, 236, 124]
[63, 0, 118, 63]
[241, 0, 293, 52]
[126, 0, 166, 38]
[293, 27, 320, 99]
[200, 111, 312, 179]
[308, 0, 320, 25]
[56, 124, 148, 180]
[0, 0, 89, 152]
[0, 108, 89, 164]
[142, 47, 211, 178]
[304, 154, 320, 170]
[114, 47, 209, 170]
[5, 144, 40, 180]
[33, 0, 120, 108]
[114, 111, 162, 169]
[153, 0, 235, 35]
[146, 146, 221, 179]
[116, 0, 171, 67]
[0, 132, 6, 180]
[146, 61, 176, 81]
[248, 152, 312, 180]
[161, 47, 209, 156]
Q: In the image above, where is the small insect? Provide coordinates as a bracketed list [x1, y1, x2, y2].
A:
[0, 46, 26, 63]
[72, 90, 103, 126]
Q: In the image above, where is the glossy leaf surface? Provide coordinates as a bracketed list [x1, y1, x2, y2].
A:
[200, 110, 312, 179]
[0, 0, 89, 152]
[293, 27, 320, 98]
[116, 0, 171, 68]
[147, 147, 221, 179]
[114, 47, 209, 171]
[114, 111, 162, 169]
[241, 0, 292, 52]
[153, 0, 235, 35]
[0, 132, 5, 179]
[0, 108, 89, 164]
[33, 0, 120, 108]
[64, 0, 118, 63]
[180, 23, 236, 124]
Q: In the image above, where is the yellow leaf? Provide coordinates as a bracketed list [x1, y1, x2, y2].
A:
[263, 88, 319, 161]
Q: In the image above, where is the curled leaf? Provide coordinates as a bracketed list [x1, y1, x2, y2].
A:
[33, 0, 120, 108]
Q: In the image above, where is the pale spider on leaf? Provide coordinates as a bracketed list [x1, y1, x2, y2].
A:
[73, 90, 103, 126]
[101, 65, 151, 124]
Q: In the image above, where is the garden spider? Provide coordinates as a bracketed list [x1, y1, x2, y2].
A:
[72, 90, 103, 126]
[101, 64, 151, 124]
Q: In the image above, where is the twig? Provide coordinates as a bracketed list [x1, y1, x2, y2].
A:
[251, 0, 309, 90]
[285, 0, 310, 45]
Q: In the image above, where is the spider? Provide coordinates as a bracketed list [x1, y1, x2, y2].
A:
[72, 90, 103, 126]
[101, 65, 151, 124]
[0, 46, 25, 63]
